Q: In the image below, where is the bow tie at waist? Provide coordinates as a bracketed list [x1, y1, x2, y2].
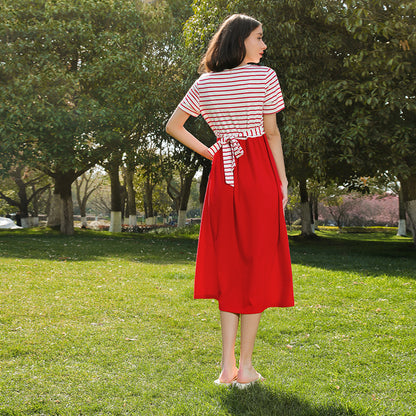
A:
[207, 126, 265, 187]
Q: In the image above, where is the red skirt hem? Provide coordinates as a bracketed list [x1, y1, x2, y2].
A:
[193, 297, 295, 314]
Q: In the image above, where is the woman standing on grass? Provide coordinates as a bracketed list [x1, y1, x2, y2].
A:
[166, 14, 294, 388]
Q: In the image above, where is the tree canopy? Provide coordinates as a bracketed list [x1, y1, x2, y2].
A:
[0, 0, 415, 242]
[184, 0, 416, 241]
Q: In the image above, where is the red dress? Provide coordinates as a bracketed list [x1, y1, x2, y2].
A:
[178, 64, 294, 314]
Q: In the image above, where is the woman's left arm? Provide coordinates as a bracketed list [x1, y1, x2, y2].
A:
[263, 113, 288, 208]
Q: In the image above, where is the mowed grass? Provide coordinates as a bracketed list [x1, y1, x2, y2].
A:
[0, 228, 415, 416]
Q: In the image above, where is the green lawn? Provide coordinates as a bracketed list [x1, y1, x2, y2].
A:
[0, 228, 415, 416]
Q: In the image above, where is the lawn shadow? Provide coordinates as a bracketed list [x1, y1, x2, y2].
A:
[1, 229, 415, 279]
[0, 229, 198, 265]
[220, 384, 362, 416]
[289, 231, 416, 280]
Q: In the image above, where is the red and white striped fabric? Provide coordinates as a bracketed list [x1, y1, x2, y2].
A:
[178, 64, 285, 187]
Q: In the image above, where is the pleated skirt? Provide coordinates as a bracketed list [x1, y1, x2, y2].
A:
[194, 134, 294, 313]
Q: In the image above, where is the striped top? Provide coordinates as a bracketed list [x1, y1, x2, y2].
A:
[178, 64, 285, 186]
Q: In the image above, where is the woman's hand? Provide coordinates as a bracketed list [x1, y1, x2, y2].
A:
[203, 147, 214, 161]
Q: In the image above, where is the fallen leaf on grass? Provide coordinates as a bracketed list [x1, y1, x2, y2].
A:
[125, 337, 138, 341]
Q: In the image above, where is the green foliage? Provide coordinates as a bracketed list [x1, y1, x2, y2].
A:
[0, 192, 15, 215]
[0, 0, 157, 175]
[184, 0, 416, 185]
[330, 0, 416, 178]
[1, 0, 415, 231]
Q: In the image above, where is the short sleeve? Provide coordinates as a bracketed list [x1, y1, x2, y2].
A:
[177, 79, 201, 117]
[263, 69, 285, 114]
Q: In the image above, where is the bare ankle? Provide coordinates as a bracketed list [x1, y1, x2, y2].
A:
[238, 361, 253, 371]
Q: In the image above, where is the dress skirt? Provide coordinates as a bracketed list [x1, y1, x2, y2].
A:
[194, 134, 294, 314]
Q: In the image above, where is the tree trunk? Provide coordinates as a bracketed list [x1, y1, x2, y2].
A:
[311, 193, 319, 231]
[20, 217, 31, 228]
[61, 190, 74, 235]
[177, 173, 194, 227]
[178, 210, 187, 227]
[145, 216, 156, 225]
[58, 173, 74, 235]
[299, 178, 314, 236]
[108, 159, 122, 233]
[125, 165, 137, 226]
[128, 215, 137, 227]
[401, 175, 416, 246]
[309, 199, 315, 232]
[120, 184, 127, 221]
[30, 185, 40, 228]
[144, 178, 154, 219]
[199, 159, 211, 213]
[8, 166, 30, 220]
[48, 190, 61, 228]
[397, 186, 407, 237]
[125, 166, 136, 216]
[46, 187, 52, 218]
[31, 185, 39, 217]
[47, 172, 75, 235]
[110, 211, 122, 233]
[79, 198, 88, 228]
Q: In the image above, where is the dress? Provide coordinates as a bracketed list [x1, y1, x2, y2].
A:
[178, 64, 294, 314]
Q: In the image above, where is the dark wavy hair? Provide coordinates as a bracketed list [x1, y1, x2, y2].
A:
[199, 14, 261, 73]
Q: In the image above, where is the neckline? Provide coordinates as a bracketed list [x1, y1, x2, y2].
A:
[225, 64, 252, 71]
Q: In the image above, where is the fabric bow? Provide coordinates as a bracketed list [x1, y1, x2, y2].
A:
[207, 134, 244, 187]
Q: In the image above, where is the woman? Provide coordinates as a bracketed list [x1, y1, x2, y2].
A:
[166, 14, 294, 388]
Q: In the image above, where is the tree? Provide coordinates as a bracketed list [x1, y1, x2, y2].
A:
[96, 0, 195, 232]
[103, 152, 125, 232]
[135, 142, 166, 224]
[327, 0, 416, 244]
[73, 170, 103, 228]
[0, 0, 153, 234]
[397, 186, 407, 236]
[164, 113, 215, 226]
[166, 150, 200, 227]
[320, 184, 357, 228]
[185, 0, 416, 244]
[87, 175, 111, 218]
[0, 166, 51, 227]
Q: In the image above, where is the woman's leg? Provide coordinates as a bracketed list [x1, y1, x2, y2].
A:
[218, 311, 239, 382]
[237, 313, 262, 383]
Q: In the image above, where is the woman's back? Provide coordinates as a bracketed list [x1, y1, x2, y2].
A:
[179, 64, 284, 138]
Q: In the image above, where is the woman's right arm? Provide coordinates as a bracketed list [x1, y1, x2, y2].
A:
[263, 113, 288, 208]
[166, 108, 213, 160]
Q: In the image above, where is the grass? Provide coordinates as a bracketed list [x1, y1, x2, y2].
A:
[0, 227, 415, 416]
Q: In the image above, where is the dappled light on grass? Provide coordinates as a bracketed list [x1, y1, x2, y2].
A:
[0, 229, 415, 415]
